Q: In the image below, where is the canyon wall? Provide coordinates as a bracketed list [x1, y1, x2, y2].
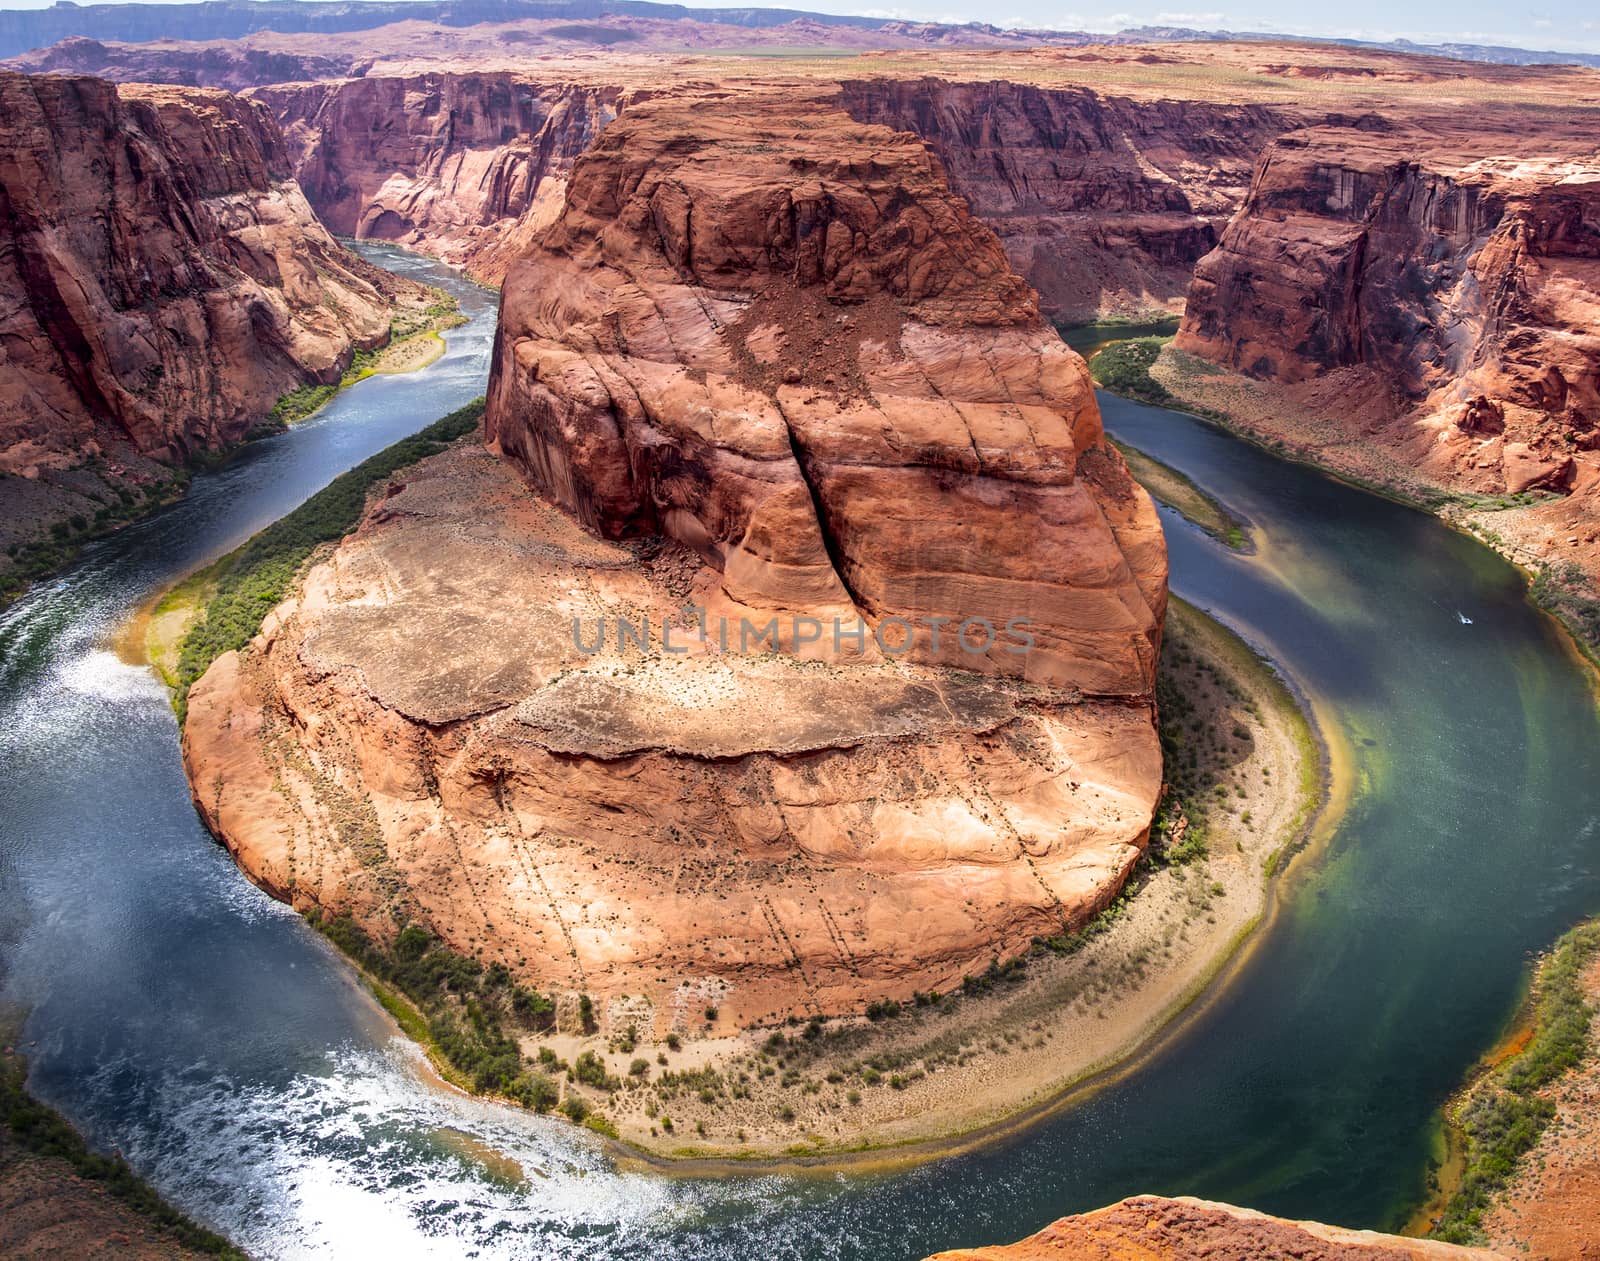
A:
[184, 88, 1167, 1031]
[1177, 122, 1600, 496]
[253, 73, 635, 283]
[0, 70, 428, 574]
[839, 78, 1296, 321]
[925, 1196, 1506, 1260]
[247, 71, 1296, 320]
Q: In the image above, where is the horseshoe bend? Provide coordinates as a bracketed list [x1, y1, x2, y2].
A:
[179, 90, 1170, 1042]
[9, 12, 1600, 1260]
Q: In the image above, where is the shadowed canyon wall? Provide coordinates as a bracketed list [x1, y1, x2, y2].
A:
[837, 78, 1296, 321]
[0, 70, 428, 585]
[255, 73, 637, 283]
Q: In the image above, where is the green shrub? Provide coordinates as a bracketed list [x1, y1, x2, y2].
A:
[1432, 920, 1600, 1243]
[306, 907, 558, 1109]
[173, 399, 485, 720]
[1088, 337, 1174, 403]
[574, 1051, 616, 1091]
[1, 1056, 245, 1257]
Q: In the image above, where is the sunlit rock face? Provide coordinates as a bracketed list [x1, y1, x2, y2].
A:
[0, 70, 425, 479]
[184, 88, 1168, 1033]
[486, 89, 1167, 696]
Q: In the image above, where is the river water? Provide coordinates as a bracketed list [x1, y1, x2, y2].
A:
[2, 259, 1598, 1258]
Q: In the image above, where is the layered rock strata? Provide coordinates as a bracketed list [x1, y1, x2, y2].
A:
[0, 71, 428, 482]
[924, 1196, 1506, 1260]
[183, 91, 1168, 1032]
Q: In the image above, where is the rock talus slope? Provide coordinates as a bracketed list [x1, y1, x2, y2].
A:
[183, 90, 1168, 1032]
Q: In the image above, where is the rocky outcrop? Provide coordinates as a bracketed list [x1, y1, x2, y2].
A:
[1177, 121, 1600, 497]
[839, 79, 1295, 321]
[486, 90, 1166, 694]
[251, 71, 1296, 320]
[0, 70, 426, 480]
[924, 1196, 1506, 1260]
[183, 89, 1167, 1032]
[254, 74, 635, 283]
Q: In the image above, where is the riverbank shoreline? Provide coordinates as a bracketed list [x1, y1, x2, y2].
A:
[1132, 345, 1600, 676]
[602, 597, 1334, 1170]
[1, 1030, 245, 1260]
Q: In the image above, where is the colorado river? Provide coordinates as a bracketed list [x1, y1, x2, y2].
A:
[2, 260, 1598, 1258]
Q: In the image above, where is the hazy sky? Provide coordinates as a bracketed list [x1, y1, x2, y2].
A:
[1, 0, 1596, 54]
[809, 1, 1600, 52]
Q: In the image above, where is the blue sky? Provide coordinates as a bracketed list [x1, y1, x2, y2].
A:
[2, 0, 1596, 54]
[809, 1, 1600, 52]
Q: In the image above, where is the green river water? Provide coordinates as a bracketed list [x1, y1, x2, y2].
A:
[0, 281, 1596, 1257]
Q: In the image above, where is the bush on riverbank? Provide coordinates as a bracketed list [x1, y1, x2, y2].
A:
[1088, 337, 1174, 404]
[250, 293, 463, 439]
[1531, 562, 1600, 658]
[1432, 919, 1600, 1244]
[2, 1054, 246, 1257]
[308, 909, 561, 1110]
[1, 466, 191, 610]
[173, 398, 486, 721]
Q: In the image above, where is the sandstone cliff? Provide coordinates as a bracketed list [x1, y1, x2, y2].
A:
[253, 73, 634, 284]
[0, 71, 430, 583]
[925, 1196, 1506, 1261]
[839, 78, 1295, 322]
[249, 70, 1296, 321]
[1178, 121, 1600, 498]
[183, 90, 1167, 1033]
[486, 90, 1166, 693]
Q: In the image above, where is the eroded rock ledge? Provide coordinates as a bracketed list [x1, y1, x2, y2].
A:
[183, 90, 1168, 1033]
[924, 1196, 1505, 1260]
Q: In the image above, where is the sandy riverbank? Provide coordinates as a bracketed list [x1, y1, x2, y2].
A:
[570, 596, 1328, 1164]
